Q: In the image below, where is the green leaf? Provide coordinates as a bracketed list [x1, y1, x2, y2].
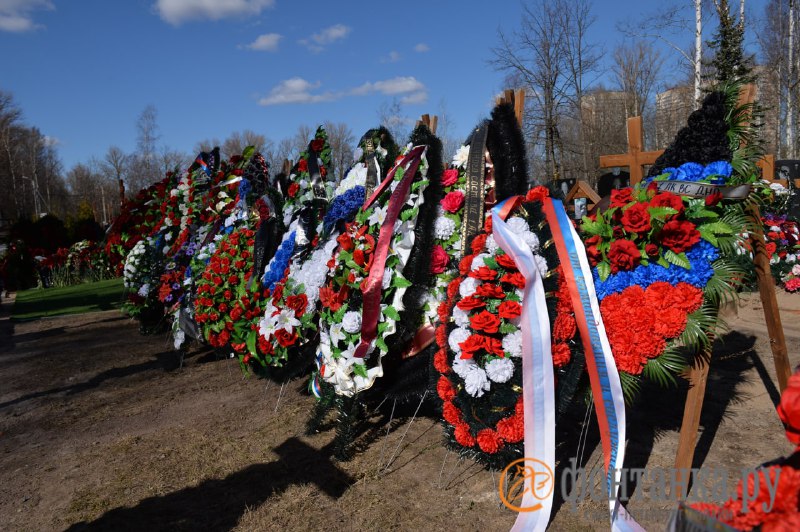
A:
[383, 306, 401, 321]
[657, 256, 670, 268]
[353, 363, 369, 378]
[499, 322, 519, 335]
[664, 249, 690, 269]
[597, 261, 611, 281]
[243, 146, 255, 161]
[246, 331, 257, 355]
[400, 206, 419, 222]
[647, 206, 678, 220]
[702, 221, 734, 235]
[376, 337, 389, 353]
[392, 275, 413, 289]
[581, 218, 607, 236]
[698, 226, 719, 247]
[691, 208, 720, 220]
[483, 256, 500, 270]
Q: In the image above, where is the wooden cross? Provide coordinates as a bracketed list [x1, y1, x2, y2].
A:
[496, 89, 526, 127]
[598, 116, 664, 185]
[415, 114, 438, 135]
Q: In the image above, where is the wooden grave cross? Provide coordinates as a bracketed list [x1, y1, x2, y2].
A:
[598, 115, 663, 185]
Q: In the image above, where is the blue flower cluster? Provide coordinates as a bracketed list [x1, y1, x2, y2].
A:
[649, 161, 732, 184]
[593, 240, 719, 300]
[262, 231, 296, 290]
[237, 177, 251, 198]
[323, 186, 365, 234]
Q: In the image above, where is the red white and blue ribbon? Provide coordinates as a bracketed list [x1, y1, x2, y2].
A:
[543, 199, 642, 532]
[492, 198, 555, 532]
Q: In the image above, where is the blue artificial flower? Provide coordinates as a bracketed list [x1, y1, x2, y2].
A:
[593, 240, 719, 300]
[672, 162, 705, 182]
[262, 231, 296, 290]
[701, 161, 733, 181]
[323, 186, 365, 234]
[238, 177, 251, 198]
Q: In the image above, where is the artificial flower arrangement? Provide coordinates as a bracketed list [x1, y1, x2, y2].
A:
[280, 126, 332, 228]
[691, 368, 800, 530]
[761, 209, 800, 292]
[253, 128, 398, 380]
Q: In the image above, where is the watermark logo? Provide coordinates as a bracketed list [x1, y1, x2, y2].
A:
[498, 457, 554, 512]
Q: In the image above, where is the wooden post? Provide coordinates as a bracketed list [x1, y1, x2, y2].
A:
[415, 114, 438, 135]
[598, 116, 664, 185]
[749, 203, 793, 392]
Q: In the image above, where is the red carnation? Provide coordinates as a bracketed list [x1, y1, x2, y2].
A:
[310, 138, 325, 152]
[525, 186, 549, 202]
[470, 312, 501, 334]
[778, 371, 800, 447]
[287, 182, 300, 198]
[441, 168, 459, 186]
[496, 415, 524, 443]
[433, 348, 450, 374]
[285, 294, 308, 317]
[297, 159, 308, 173]
[430, 245, 449, 274]
[476, 428, 503, 454]
[441, 191, 465, 213]
[470, 234, 488, 255]
[553, 313, 576, 340]
[552, 342, 572, 366]
[437, 376, 456, 401]
[660, 219, 701, 253]
[498, 300, 522, 320]
[607, 239, 641, 273]
[442, 401, 463, 425]
[610, 188, 634, 208]
[459, 256, 472, 275]
[766, 242, 777, 258]
[621, 202, 652, 234]
[454, 422, 476, 447]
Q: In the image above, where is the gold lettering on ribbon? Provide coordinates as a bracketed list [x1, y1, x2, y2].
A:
[460, 125, 490, 256]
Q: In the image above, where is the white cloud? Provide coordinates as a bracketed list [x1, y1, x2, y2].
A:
[243, 32, 281, 51]
[155, 0, 274, 25]
[413, 43, 429, 53]
[258, 76, 428, 106]
[0, 0, 53, 32]
[380, 51, 401, 63]
[299, 23, 350, 52]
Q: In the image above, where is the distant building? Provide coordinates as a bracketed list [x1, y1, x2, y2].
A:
[655, 85, 694, 149]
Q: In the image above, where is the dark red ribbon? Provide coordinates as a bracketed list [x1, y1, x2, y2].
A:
[354, 145, 427, 359]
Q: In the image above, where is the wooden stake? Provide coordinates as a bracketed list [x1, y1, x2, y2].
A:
[598, 116, 663, 185]
[674, 344, 712, 497]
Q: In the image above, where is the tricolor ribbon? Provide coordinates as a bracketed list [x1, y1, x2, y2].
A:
[353, 145, 427, 359]
[492, 197, 554, 532]
[542, 199, 642, 532]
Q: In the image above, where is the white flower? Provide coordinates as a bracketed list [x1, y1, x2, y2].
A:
[464, 366, 490, 397]
[342, 311, 362, 334]
[329, 322, 346, 345]
[770, 225, 781, 232]
[383, 269, 393, 289]
[522, 231, 540, 252]
[787, 254, 797, 265]
[138, 283, 150, 297]
[434, 216, 456, 240]
[448, 327, 471, 353]
[793, 264, 800, 276]
[164, 232, 173, 242]
[770, 182, 789, 195]
[471, 253, 491, 270]
[173, 328, 185, 351]
[368, 205, 388, 227]
[453, 145, 469, 168]
[459, 277, 480, 298]
[486, 234, 499, 254]
[503, 330, 522, 357]
[506, 217, 529, 235]
[453, 356, 478, 378]
[274, 308, 301, 333]
[533, 254, 548, 277]
[452, 305, 471, 327]
[485, 357, 514, 383]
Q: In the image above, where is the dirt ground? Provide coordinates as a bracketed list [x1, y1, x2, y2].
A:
[1, 290, 799, 531]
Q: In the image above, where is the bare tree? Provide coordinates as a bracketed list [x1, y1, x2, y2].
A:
[613, 40, 665, 118]
[323, 121, 355, 181]
[221, 129, 267, 159]
[100, 146, 129, 207]
[377, 98, 411, 144]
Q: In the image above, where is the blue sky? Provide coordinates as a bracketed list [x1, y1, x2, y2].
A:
[0, 0, 768, 171]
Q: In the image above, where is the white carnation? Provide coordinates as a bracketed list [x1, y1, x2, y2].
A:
[453, 145, 469, 168]
[453, 356, 478, 378]
[342, 311, 362, 334]
[485, 357, 514, 383]
[459, 276, 480, 298]
[464, 366, 490, 397]
[522, 231, 540, 252]
[452, 305, 471, 327]
[434, 216, 456, 240]
[471, 253, 491, 270]
[533, 254, 548, 277]
[503, 330, 523, 357]
[486, 234, 499, 254]
[506, 216, 529, 235]
[448, 327, 471, 353]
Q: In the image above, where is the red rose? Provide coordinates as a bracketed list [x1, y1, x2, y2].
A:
[336, 232, 354, 252]
[458, 256, 472, 275]
[610, 188, 634, 208]
[475, 283, 506, 299]
[621, 202, 652, 234]
[469, 311, 501, 334]
[431, 245, 449, 274]
[525, 186, 549, 202]
[319, 286, 342, 312]
[273, 283, 284, 302]
[437, 376, 456, 401]
[441, 191, 465, 213]
[500, 272, 525, 288]
[297, 159, 308, 173]
[353, 248, 366, 267]
[660, 219, 701, 253]
[650, 192, 685, 215]
[607, 239, 641, 273]
[286, 294, 308, 317]
[778, 371, 800, 447]
[586, 244, 602, 267]
[287, 182, 300, 198]
[441, 168, 459, 186]
[275, 329, 298, 347]
[230, 306, 243, 321]
[459, 334, 489, 358]
[496, 253, 518, 271]
[469, 266, 498, 281]
[612, 226, 625, 239]
[705, 189, 723, 207]
[498, 300, 522, 320]
[645, 243, 659, 257]
[476, 429, 503, 454]
[310, 138, 325, 152]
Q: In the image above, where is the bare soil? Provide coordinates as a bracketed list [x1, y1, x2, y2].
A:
[1, 290, 798, 531]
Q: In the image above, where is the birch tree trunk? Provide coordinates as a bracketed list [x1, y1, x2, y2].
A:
[789, 0, 796, 157]
[695, 0, 703, 108]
